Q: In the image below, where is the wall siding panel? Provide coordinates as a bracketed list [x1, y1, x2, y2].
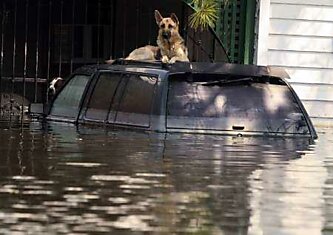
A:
[302, 101, 333, 119]
[285, 68, 333, 85]
[257, 0, 333, 125]
[291, 84, 333, 101]
[268, 35, 333, 53]
[271, 0, 333, 6]
[267, 50, 333, 68]
[271, 4, 333, 21]
[270, 19, 333, 37]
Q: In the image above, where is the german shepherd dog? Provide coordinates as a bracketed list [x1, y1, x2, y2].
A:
[154, 10, 189, 63]
[107, 10, 189, 64]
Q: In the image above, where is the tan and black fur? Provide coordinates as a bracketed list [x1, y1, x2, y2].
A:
[154, 10, 189, 63]
[125, 45, 160, 61]
[105, 45, 159, 64]
[106, 10, 189, 64]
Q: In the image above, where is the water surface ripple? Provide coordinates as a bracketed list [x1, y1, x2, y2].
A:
[0, 121, 332, 234]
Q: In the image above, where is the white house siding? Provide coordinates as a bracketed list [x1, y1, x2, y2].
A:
[256, 0, 333, 126]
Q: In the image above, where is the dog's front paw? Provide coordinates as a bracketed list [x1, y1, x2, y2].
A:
[162, 56, 169, 63]
[169, 57, 178, 64]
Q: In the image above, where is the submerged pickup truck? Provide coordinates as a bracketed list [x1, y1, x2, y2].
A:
[30, 60, 317, 139]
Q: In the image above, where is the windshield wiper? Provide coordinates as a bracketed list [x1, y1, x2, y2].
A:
[200, 77, 253, 86]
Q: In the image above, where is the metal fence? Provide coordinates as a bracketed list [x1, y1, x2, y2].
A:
[1, 0, 118, 113]
[216, 0, 256, 64]
[0, 0, 234, 117]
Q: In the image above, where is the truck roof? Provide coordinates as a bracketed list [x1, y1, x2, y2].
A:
[73, 60, 290, 79]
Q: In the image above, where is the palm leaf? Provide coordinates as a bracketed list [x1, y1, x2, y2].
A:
[188, 0, 229, 31]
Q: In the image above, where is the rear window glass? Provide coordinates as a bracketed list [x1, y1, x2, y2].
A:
[167, 76, 310, 135]
[50, 74, 90, 118]
[115, 74, 157, 127]
[85, 73, 121, 121]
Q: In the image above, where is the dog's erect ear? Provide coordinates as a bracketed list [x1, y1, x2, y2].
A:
[155, 10, 163, 25]
[170, 13, 179, 25]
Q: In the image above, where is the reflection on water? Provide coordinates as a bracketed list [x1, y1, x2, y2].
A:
[0, 120, 332, 234]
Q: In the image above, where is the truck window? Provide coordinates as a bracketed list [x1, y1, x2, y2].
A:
[50, 74, 90, 119]
[167, 76, 310, 135]
[115, 74, 157, 127]
[85, 73, 121, 121]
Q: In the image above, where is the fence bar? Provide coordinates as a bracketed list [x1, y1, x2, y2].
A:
[22, 0, 29, 117]
[194, 32, 198, 61]
[46, 0, 52, 103]
[230, 1, 237, 62]
[222, 5, 228, 51]
[85, 0, 88, 24]
[243, 0, 256, 64]
[34, 0, 40, 103]
[180, 2, 186, 43]
[11, 0, 18, 114]
[84, 0, 88, 65]
[70, 0, 75, 73]
[97, 0, 101, 64]
[122, 0, 127, 57]
[111, 0, 117, 58]
[135, 0, 139, 47]
[213, 1, 223, 61]
[109, 0, 112, 58]
[148, 5, 152, 45]
[0, 2, 5, 110]
[58, 0, 63, 77]
[192, 30, 196, 61]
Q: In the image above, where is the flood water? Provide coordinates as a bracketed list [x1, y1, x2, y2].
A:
[0, 119, 332, 234]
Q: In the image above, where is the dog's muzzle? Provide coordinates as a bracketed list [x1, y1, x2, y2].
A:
[162, 31, 171, 40]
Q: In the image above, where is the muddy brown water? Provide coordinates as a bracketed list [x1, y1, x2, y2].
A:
[0, 119, 332, 234]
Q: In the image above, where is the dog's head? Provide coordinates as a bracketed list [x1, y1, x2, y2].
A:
[155, 10, 179, 41]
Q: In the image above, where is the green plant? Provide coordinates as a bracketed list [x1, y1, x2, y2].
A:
[188, 0, 228, 31]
